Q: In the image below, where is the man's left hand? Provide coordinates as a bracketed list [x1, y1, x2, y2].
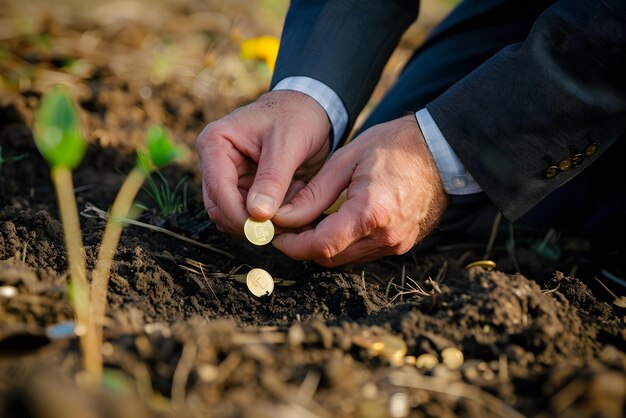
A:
[272, 115, 449, 267]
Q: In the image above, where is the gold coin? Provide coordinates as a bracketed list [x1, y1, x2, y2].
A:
[246, 268, 274, 297]
[415, 353, 439, 369]
[352, 332, 382, 350]
[244, 217, 275, 246]
[323, 189, 348, 215]
[441, 347, 464, 370]
[465, 260, 496, 271]
[379, 335, 408, 359]
[403, 355, 417, 365]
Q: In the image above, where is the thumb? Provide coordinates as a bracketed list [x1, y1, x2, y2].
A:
[247, 142, 302, 220]
[273, 153, 353, 228]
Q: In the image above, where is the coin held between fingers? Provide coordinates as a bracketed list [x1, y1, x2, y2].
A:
[244, 217, 275, 245]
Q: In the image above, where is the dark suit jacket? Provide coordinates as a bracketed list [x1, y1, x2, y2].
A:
[271, 0, 626, 221]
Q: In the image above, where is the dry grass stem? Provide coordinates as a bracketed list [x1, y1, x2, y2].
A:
[82, 203, 234, 259]
[389, 276, 439, 303]
[171, 343, 198, 409]
[389, 372, 526, 418]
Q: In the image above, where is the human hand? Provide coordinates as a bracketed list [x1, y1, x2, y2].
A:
[272, 115, 449, 266]
[196, 90, 331, 237]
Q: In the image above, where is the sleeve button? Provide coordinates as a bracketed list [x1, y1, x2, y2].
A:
[544, 166, 559, 179]
[584, 143, 598, 157]
[571, 154, 583, 166]
[452, 176, 467, 189]
[558, 158, 572, 172]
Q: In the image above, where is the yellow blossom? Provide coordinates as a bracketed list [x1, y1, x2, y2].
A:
[240, 35, 280, 71]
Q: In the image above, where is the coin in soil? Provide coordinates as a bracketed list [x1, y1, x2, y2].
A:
[244, 217, 275, 246]
[441, 346, 464, 370]
[246, 268, 274, 297]
[465, 259, 496, 271]
[379, 335, 408, 360]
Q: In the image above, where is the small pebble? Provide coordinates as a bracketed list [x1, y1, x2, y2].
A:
[135, 335, 152, 358]
[46, 321, 76, 340]
[197, 364, 219, 382]
[388, 392, 410, 418]
[101, 342, 114, 356]
[288, 323, 305, 347]
[0, 286, 18, 298]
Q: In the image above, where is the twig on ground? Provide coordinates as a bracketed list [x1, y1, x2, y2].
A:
[389, 372, 526, 418]
[594, 277, 626, 308]
[82, 203, 234, 259]
[199, 263, 221, 310]
[171, 343, 197, 409]
[432, 260, 447, 286]
[389, 276, 435, 303]
[542, 283, 561, 295]
[295, 369, 321, 407]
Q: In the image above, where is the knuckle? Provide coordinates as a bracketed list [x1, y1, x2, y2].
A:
[356, 202, 390, 237]
[255, 166, 287, 189]
[389, 241, 409, 256]
[312, 237, 339, 261]
[395, 240, 414, 255]
[292, 181, 323, 206]
[196, 122, 225, 152]
[205, 204, 219, 222]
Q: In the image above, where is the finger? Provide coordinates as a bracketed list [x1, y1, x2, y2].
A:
[313, 237, 399, 267]
[199, 139, 249, 233]
[246, 139, 305, 220]
[274, 152, 354, 228]
[238, 173, 255, 190]
[272, 197, 370, 262]
[283, 179, 307, 205]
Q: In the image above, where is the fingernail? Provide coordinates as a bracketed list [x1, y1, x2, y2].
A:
[251, 193, 275, 216]
[276, 203, 293, 217]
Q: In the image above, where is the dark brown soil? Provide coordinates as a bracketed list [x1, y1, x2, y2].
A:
[1, 2, 625, 417]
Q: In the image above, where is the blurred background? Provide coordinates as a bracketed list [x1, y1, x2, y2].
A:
[0, 0, 455, 148]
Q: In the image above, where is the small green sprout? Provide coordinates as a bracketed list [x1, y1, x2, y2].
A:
[137, 125, 186, 173]
[33, 85, 86, 169]
[89, 125, 186, 379]
[33, 84, 93, 375]
[140, 171, 189, 217]
[34, 84, 186, 381]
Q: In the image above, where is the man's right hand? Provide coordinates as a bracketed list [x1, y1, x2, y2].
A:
[196, 90, 331, 237]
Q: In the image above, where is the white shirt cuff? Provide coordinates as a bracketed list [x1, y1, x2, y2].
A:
[273, 76, 348, 152]
[416, 108, 482, 195]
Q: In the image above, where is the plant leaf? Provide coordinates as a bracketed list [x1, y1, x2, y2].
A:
[33, 85, 86, 169]
[145, 125, 185, 168]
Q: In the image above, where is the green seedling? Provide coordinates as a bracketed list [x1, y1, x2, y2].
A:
[140, 171, 189, 217]
[88, 124, 185, 378]
[34, 85, 186, 380]
[33, 85, 92, 371]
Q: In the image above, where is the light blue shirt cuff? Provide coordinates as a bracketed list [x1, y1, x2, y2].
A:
[273, 76, 348, 152]
[416, 108, 482, 195]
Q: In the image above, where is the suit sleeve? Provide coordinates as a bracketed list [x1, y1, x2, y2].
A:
[426, 0, 626, 220]
[270, 0, 419, 136]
